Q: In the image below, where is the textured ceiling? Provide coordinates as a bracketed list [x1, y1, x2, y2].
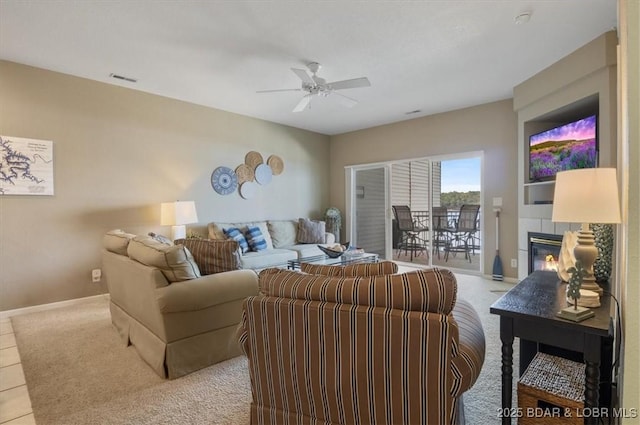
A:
[0, 1, 617, 135]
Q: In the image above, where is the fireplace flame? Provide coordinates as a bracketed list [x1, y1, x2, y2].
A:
[544, 254, 558, 271]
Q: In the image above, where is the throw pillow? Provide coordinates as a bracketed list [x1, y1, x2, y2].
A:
[297, 218, 326, 244]
[267, 220, 298, 248]
[175, 238, 241, 274]
[224, 227, 249, 253]
[245, 226, 268, 252]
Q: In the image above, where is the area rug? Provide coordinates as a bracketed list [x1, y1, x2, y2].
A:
[12, 274, 518, 425]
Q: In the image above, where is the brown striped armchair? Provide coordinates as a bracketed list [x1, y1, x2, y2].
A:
[239, 267, 485, 424]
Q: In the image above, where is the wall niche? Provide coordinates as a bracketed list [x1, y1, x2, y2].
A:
[513, 31, 617, 280]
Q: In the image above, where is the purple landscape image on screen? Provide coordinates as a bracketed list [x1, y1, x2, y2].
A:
[529, 115, 597, 181]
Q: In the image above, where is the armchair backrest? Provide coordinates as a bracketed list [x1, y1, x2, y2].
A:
[240, 268, 461, 424]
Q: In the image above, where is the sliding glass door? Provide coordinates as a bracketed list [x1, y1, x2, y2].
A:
[348, 152, 482, 273]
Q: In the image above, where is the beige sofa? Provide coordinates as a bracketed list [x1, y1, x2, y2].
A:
[208, 219, 336, 270]
[102, 231, 259, 379]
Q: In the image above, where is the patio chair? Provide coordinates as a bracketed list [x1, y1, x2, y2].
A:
[392, 205, 428, 261]
[444, 204, 480, 263]
[432, 206, 450, 259]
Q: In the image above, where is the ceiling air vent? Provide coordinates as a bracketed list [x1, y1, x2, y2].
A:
[109, 73, 137, 83]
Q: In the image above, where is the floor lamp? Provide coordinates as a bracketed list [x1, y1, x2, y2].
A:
[161, 201, 199, 241]
[552, 168, 621, 300]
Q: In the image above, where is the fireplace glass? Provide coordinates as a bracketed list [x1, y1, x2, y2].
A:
[528, 232, 562, 274]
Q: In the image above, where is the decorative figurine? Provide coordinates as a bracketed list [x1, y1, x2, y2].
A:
[557, 259, 595, 322]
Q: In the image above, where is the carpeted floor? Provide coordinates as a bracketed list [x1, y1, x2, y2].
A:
[11, 272, 518, 425]
[394, 248, 482, 272]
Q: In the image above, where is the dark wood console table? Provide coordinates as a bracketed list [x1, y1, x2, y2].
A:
[490, 271, 613, 425]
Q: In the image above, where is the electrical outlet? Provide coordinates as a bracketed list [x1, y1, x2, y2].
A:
[92, 269, 102, 283]
[510, 259, 518, 268]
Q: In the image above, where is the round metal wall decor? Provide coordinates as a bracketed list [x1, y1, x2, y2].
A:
[254, 163, 273, 185]
[211, 166, 238, 195]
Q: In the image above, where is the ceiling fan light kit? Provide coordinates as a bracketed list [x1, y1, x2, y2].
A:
[257, 62, 371, 112]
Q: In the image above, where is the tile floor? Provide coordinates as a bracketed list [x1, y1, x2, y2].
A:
[0, 317, 35, 425]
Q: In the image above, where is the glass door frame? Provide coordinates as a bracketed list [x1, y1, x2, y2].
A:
[345, 163, 392, 260]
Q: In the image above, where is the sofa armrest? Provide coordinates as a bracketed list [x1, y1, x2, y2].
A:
[157, 269, 259, 313]
[324, 232, 335, 245]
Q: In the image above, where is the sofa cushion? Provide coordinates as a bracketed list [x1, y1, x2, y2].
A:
[127, 236, 201, 283]
[258, 267, 457, 314]
[245, 226, 268, 252]
[301, 260, 398, 277]
[283, 243, 325, 259]
[267, 220, 298, 248]
[223, 227, 249, 253]
[297, 218, 325, 243]
[240, 249, 297, 270]
[175, 238, 241, 275]
[103, 229, 136, 255]
[210, 221, 274, 250]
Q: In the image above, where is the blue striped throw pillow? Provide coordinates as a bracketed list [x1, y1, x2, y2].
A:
[223, 227, 249, 253]
[246, 226, 267, 252]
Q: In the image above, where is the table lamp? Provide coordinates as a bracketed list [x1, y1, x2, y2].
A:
[552, 168, 621, 300]
[161, 201, 199, 241]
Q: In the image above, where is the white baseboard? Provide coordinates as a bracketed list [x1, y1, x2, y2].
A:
[0, 293, 109, 319]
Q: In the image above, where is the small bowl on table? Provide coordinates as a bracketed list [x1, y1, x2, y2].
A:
[317, 242, 350, 258]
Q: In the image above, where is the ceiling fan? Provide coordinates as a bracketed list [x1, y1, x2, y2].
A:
[257, 62, 371, 112]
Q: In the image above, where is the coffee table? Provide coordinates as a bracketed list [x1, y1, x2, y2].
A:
[287, 252, 379, 270]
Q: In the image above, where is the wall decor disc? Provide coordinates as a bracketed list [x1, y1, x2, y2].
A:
[245, 151, 263, 169]
[235, 164, 255, 184]
[211, 166, 238, 195]
[267, 155, 284, 175]
[254, 163, 273, 185]
[239, 181, 258, 199]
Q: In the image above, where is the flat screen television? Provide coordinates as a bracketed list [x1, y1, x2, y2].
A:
[529, 114, 597, 182]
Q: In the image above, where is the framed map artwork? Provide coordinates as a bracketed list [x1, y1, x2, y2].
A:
[1, 135, 54, 196]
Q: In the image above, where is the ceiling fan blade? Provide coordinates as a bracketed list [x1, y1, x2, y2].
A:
[327, 77, 371, 91]
[293, 95, 312, 113]
[291, 68, 315, 85]
[256, 88, 302, 93]
[332, 91, 358, 108]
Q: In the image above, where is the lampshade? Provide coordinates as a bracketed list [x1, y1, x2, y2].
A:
[161, 201, 199, 226]
[552, 168, 621, 224]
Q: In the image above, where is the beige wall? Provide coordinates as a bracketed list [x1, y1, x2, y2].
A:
[329, 99, 518, 279]
[0, 61, 330, 311]
[621, 0, 639, 418]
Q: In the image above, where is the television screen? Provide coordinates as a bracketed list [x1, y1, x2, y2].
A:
[529, 114, 597, 182]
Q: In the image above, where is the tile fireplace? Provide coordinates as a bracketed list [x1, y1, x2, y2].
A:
[528, 232, 562, 274]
